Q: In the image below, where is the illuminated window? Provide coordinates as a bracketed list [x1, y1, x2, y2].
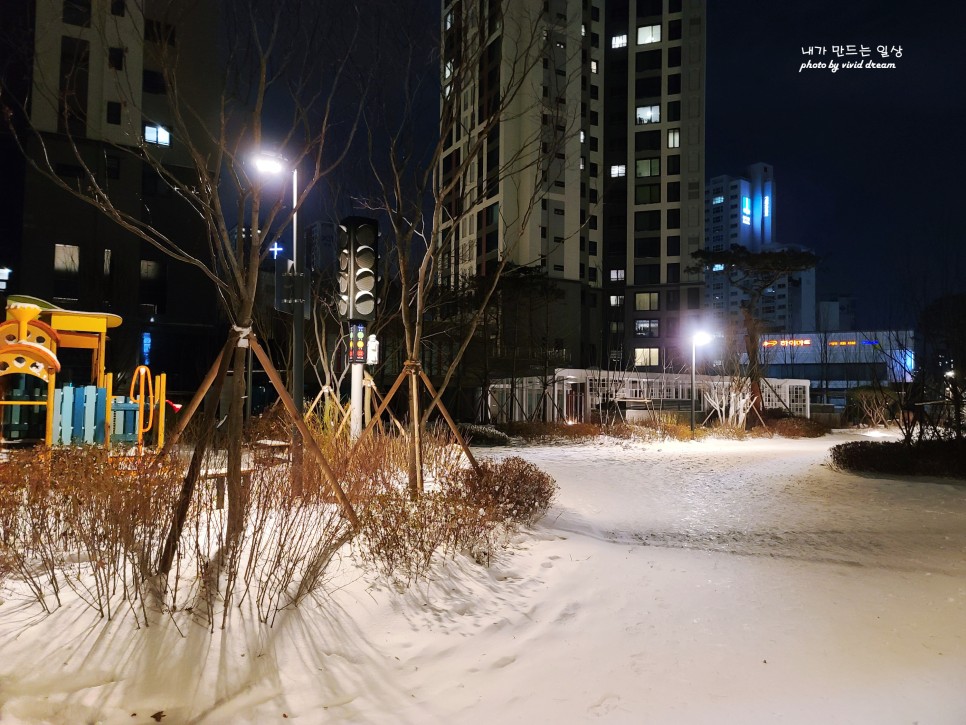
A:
[609, 295, 624, 307]
[712, 263, 725, 272]
[635, 291, 659, 311]
[611, 34, 627, 49]
[54, 244, 80, 273]
[591, 59, 598, 73]
[712, 195, 724, 205]
[667, 128, 680, 148]
[610, 268, 625, 281]
[140, 260, 162, 280]
[580, 130, 585, 143]
[637, 24, 661, 45]
[634, 347, 660, 366]
[635, 158, 660, 178]
[444, 11, 453, 29]
[144, 123, 170, 146]
[610, 164, 626, 178]
[635, 319, 659, 337]
[636, 105, 660, 124]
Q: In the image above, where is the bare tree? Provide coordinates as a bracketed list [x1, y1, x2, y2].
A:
[2, 0, 365, 549]
[689, 245, 818, 420]
[358, 0, 580, 496]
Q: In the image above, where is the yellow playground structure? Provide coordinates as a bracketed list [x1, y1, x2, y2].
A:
[0, 296, 167, 448]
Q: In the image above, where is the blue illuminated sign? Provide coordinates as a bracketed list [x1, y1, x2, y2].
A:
[268, 242, 284, 259]
[142, 332, 152, 366]
[763, 195, 770, 218]
[741, 196, 751, 225]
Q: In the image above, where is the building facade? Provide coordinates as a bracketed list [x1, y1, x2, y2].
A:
[439, 0, 706, 374]
[704, 163, 816, 334]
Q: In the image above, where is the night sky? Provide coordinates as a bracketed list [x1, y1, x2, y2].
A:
[706, 1, 966, 327]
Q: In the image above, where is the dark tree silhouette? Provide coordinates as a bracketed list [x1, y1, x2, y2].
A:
[689, 245, 818, 419]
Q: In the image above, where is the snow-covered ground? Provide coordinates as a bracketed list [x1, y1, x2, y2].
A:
[2, 429, 965, 724]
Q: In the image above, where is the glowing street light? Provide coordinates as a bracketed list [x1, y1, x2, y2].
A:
[691, 331, 713, 437]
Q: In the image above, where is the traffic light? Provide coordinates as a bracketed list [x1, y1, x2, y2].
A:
[337, 216, 378, 321]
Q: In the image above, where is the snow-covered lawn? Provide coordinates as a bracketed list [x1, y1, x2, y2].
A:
[2, 429, 965, 724]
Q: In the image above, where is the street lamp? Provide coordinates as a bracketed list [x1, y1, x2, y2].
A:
[691, 331, 713, 437]
[252, 153, 303, 412]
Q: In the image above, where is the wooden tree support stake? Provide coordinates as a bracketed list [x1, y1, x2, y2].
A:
[248, 334, 360, 529]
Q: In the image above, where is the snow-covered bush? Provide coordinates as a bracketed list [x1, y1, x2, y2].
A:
[458, 456, 557, 526]
[354, 452, 557, 583]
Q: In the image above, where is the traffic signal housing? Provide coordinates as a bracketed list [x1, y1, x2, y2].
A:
[337, 216, 378, 321]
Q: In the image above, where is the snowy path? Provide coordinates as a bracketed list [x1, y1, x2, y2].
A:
[1, 430, 965, 724]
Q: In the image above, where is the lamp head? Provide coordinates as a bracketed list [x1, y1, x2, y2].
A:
[692, 331, 713, 347]
[252, 153, 286, 176]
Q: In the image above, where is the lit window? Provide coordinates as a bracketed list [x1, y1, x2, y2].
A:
[580, 156, 585, 170]
[444, 11, 453, 29]
[637, 24, 661, 45]
[635, 158, 660, 178]
[54, 243, 80, 273]
[144, 124, 170, 146]
[636, 105, 660, 124]
[591, 59, 598, 73]
[634, 347, 660, 366]
[609, 295, 624, 307]
[667, 128, 680, 147]
[610, 164, 626, 177]
[634, 319, 659, 337]
[712, 263, 725, 272]
[140, 259, 162, 279]
[635, 291, 659, 311]
[580, 130, 585, 143]
[610, 268, 625, 281]
[581, 24, 586, 37]
[712, 195, 724, 205]
[611, 34, 627, 49]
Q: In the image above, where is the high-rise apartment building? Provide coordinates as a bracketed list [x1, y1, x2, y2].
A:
[0, 0, 220, 390]
[439, 0, 706, 373]
[705, 163, 816, 333]
[601, 0, 706, 371]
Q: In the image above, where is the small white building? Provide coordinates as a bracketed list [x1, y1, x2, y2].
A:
[484, 368, 810, 424]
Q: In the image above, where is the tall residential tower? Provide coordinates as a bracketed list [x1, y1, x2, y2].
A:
[440, 0, 706, 373]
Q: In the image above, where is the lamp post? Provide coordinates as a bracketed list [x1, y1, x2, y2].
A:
[691, 331, 712, 437]
[253, 154, 304, 412]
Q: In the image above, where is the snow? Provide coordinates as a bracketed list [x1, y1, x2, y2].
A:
[2, 429, 965, 724]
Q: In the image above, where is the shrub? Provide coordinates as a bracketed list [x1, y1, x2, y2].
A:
[459, 456, 557, 526]
[829, 439, 966, 478]
[458, 424, 511, 446]
[354, 452, 557, 582]
[769, 416, 830, 438]
[497, 421, 602, 442]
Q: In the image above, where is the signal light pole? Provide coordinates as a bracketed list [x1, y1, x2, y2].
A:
[338, 217, 378, 439]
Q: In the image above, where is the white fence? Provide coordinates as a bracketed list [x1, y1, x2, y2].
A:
[483, 368, 811, 423]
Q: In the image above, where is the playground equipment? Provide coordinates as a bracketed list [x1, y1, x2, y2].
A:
[0, 296, 167, 448]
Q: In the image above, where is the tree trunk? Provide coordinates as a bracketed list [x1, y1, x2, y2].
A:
[226, 343, 249, 546]
[742, 305, 764, 422]
[406, 368, 423, 500]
